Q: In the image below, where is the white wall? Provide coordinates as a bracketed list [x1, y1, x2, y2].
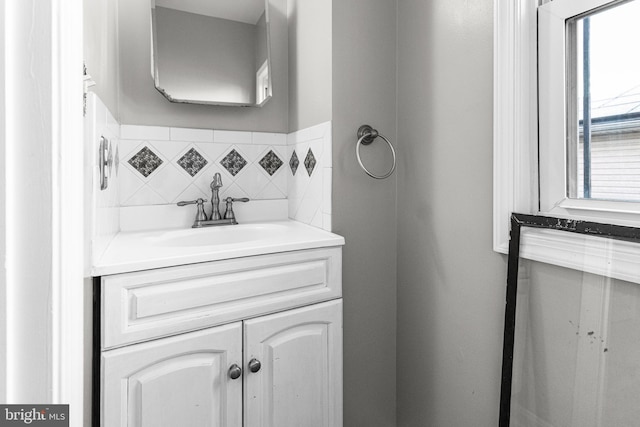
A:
[396, 1, 506, 425]
[332, 1, 397, 425]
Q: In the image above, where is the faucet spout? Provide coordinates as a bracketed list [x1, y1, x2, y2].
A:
[210, 172, 223, 220]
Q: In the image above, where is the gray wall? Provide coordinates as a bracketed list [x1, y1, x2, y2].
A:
[332, 1, 397, 426]
[117, 0, 288, 132]
[289, 0, 332, 132]
[155, 7, 257, 104]
[396, 1, 506, 426]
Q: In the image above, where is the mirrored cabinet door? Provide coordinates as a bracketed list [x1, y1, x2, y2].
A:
[150, 0, 273, 107]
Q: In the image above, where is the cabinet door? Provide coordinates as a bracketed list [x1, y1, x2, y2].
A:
[244, 300, 343, 427]
[102, 323, 242, 427]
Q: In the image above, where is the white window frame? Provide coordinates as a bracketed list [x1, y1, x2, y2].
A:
[493, 0, 540, 254]
[538, 0, 640, 222]
[494, 0, 640, 282]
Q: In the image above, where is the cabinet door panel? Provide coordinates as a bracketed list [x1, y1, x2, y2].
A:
[244, 300, 343, 427]
[102, 323, 242, 427]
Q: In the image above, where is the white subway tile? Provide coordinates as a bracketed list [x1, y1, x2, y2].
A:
[147, 165, 191, 203]
[323, 168, 332, 214]
[148, 140, 190, 161]
[287, 132, 297, 146]
[234, 164, 269, 198]
[170, 127, 214, 143]
[174, 184, 209, 204]
[121, 125, 170, 141]
[122, 185, 165, 206]
[295, 195, 322, 224]
[195, 142, 230, 163]
[311, 208, 323, 229]
[243, 145, 269, 163]
[272, 167, 288, 195]
[253, 132, 287, 145]
[257, 182, 286, 199]
[322, 214, 332, 232]
[306, 168, 324, 200]
[191, 164, 211, 193]
[220, 182, 249, 200]
[214, 130, 252, 144]
[118, 139, 143, 159]
[118, 163, 145, 203]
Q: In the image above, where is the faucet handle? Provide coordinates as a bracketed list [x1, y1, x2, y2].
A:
[223, 197, 250, 223]
[177, 198, 208, 223]
[177, 198, 208, 207]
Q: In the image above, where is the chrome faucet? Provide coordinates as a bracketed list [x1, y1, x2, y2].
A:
[177, 172, 251, 228]
[210, 172, 223, 220]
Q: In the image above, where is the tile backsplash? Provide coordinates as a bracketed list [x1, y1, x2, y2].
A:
[84, 93, 120, 273]
[118, 125, 288, 206]
[287, 121, 332, 232]
[86, 94, 333, 257]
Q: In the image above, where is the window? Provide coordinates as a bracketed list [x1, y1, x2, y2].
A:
[568, 1, 640, 202]
[494, 0, 640, 254]
[496, 6, 640, 419]
[539, 0, 640, 219]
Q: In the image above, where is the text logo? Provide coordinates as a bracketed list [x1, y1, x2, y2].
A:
[0, 405, 68, 427]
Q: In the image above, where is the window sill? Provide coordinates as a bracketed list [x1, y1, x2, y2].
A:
[520, 227, 640, 284]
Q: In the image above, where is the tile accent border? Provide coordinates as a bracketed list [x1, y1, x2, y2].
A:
[119, 126, 288, 207]
[287, 121, 332, 232]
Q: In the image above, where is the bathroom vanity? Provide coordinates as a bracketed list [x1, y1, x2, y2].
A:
[93, 220, 344, 427]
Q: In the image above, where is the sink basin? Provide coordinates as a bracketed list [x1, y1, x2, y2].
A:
[92, 219, 346, 276]
[151, 223, 288, 247]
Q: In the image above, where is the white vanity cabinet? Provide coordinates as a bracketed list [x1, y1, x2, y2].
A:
[102, 322, 243, 427]
[244, 300, 342, 427]
[97, 246, 343, 427]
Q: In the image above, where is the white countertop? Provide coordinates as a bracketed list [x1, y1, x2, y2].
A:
[92, 220, 345, 276]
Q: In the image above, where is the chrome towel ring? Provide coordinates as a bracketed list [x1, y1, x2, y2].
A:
[355, 124, 397, 179]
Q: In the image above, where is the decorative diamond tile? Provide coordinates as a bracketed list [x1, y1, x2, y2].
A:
[177, 148, 208, 177]
[259, 150, 283, 176]
[304, 148, 316, 176]
[289, 150, 299, 175]
[220, 149, 247, 177]
[128, 146, 163, 178]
